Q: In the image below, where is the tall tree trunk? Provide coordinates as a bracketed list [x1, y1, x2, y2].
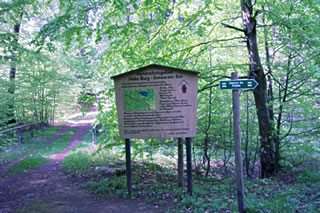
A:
[7, 13, 23, 125]
[263, 10, 281, 172]
[240, 1, 276, 178]
[203, 87, 213, 176]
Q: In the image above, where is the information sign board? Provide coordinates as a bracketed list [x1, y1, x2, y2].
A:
[112, 64, 199, 139]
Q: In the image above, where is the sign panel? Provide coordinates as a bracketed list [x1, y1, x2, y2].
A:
[219, 79, 258, 90]
[112, 64, 199, 139]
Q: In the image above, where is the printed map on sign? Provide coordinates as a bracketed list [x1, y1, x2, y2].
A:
[124, 88, 156, 111]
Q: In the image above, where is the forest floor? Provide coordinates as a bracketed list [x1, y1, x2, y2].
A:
[0, 106, 164, 213]
[1, 106, 319, 212]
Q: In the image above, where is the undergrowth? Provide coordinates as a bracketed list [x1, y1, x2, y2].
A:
[0, 127, 62, 164]
[16, 200, 58, 213]
[62, 133, 123, 175]
[62, 135, 320, 212]
[1, 127, 76, 176]
[5, 155, 48, 176]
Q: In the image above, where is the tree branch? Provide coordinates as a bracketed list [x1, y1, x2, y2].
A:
[221, 23, 245, 32]
[286, 126, 320, 137]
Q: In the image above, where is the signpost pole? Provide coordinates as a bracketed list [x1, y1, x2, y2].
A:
[125, 139, 132, 198]
[178, 138, 184, 187]
[232, 72, 245, 213]
[185, 137, 193, 195]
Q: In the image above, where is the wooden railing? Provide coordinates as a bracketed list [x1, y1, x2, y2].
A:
[92, 124, 102, 144]
[0, 122, 45, 144]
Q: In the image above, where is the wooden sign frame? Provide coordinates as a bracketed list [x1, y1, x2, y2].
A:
[111, 64, 199, 197]
[112, 64, 199, 139]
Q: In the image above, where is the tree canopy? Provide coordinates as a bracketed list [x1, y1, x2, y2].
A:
[0, 0, 319, 177]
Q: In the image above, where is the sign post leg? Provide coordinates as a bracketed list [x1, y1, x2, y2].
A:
[18, 129, 22, 144]
[186, 137, 193, 196]
[125, 139, 132, 198]
[178, 138, 184, 187]
[232, 72, 245, 212]
[92, 127, 96, 144]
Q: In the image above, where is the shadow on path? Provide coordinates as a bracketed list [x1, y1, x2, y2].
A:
[0, 116, 163, 213]
[0, 126, 71, 175]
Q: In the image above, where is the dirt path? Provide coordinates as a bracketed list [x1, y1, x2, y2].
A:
[0, 117, 164, 212]
[0, 126, 70, 175]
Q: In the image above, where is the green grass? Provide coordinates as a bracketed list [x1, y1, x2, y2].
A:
[1, 127, 76, 176]
[62, 132, 98, 175]
[5, 155, 48, 176]
[0, 127, 62, 164]
[16, 200, 60, 213]
[84, 176, 128, 198]
[42, 129, 76, 155]
[62, 135, 320, 212]
[244, 177, 320, 212]
[64, 143, 320, 212]
[62, 132, 123, 175]
[0, 151, 28, 166]
[25, 127, 62, 139]
[63, 149, 93, 174]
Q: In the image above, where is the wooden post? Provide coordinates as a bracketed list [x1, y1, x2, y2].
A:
[232, 72, 245, 213]
[17, 128, 22, 144]
[30, 127, 34, 138]
[92, 127, 96, 144]
[186, 137, 193, 195]
[177, 138, 184, 187]
[125, 139, 132, 197]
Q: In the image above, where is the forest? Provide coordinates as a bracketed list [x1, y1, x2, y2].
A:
[0, 0, 319, 212]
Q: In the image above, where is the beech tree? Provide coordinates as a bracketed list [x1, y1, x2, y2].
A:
[1, 0, 318, 178]
[240, 0, 276, 177]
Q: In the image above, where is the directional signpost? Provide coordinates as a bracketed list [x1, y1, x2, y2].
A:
[219, 79, 258, 90]
[220, 75, 259, 213]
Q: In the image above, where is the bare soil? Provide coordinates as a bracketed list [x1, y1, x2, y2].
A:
[0, 109, 165, 213]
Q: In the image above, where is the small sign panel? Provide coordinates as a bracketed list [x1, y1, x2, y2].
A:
[219, 79, 258, 90]
[112, 64, 199, 139]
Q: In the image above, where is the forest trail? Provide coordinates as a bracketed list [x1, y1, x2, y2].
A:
[0, 126, 71, 175]
[0, 107, 163, 213]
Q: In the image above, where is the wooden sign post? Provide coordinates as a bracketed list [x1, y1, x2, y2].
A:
[186, 137, 192, 195]
[112, 64, 199, 197]
[177, 138, 184, 187]
[219, 72, 258, 212]
[125, 139, 132, 197]
[232, 72, 245, 213]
